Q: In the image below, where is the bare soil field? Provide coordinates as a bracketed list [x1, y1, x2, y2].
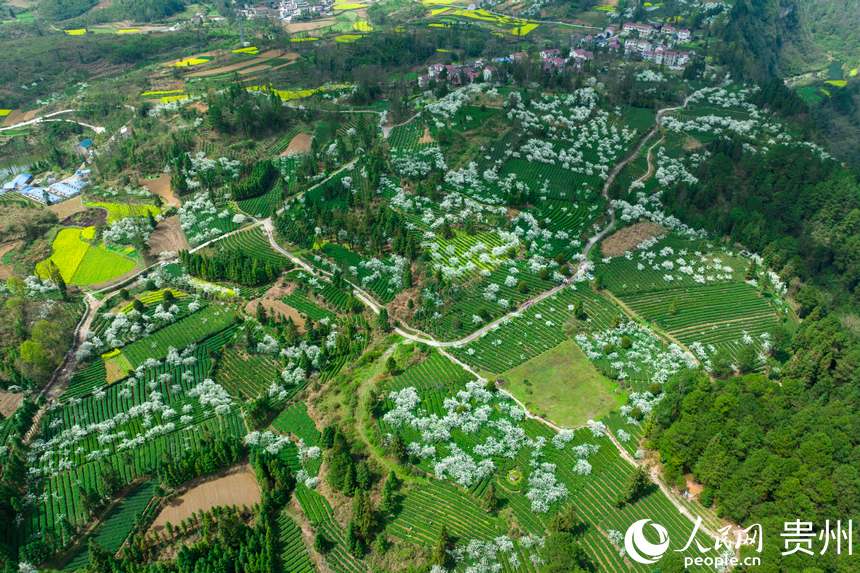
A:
[601, 222, 665, 257]
[418, 126, 434, 144]
[246, 298, 307, 332]
[285, 18, 335, 33]
[60, 208, 106, 228]
[188, 50, 295, 78]
[0, 389, 23, 417]
[142, 174, 180, 208]
[281, 133, 313, 156]
[48, 196, 87, 220]
[148, 215, 189, 256]
[3, 107, 41, 126]
[149, 465, 261, 533]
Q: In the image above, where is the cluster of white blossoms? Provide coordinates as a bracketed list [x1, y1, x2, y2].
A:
[103, 216, 154, 246]
[187, 378, 232, 415]
[93, 184, 153, 200]
[576, 321, 696, 385]
[425, 231, 520, 281]
[613, 191, 707, 240]
[665, 85, 830, 161]
[182, 151, 241, 190]
[359, 254, 408, 293]
[636, 70, 666, 82]
[383, 379, 598, 513]
[444, 535, 544, 573]
[655, 147, 708, 187]
[504, 88, 636, 175]
[392, 145, 447, 178]
[244, 430, 291, 455]
[24, 275, 58, 295]
[426, 83, 488, 123]
[179, 192, 236, 245]
[28, 348, 225, 479]
[277, 340, 324, 391]
[622, 240, 736, 285]
[87, 299, 195, 353]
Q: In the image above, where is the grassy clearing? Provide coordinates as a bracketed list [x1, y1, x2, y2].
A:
[499, 339, 625, 427]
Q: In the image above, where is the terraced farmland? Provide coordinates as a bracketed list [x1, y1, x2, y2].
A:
[210, 226, 291, 267]
[450, 286, 620, 373]
[621, 281, 783, 360]
[62, 481, 158, 571]
[215, 344, 280, 400]
[278, 510, 314, 573]
[120, 305, 237, 367]
[386, 481, 504, 543]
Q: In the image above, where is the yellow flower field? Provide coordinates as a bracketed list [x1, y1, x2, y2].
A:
[64, 28, 87, 36]
[85, 201, 161, 224]
[333, 2, 366, 9]
[232, 46, 260, 55]
[0, 109, 11, 117]
[141, 89, 185, 97]
[116, 28, 141, 34]
[353, 20, 373, 32]
[248, 83, 353, 102]
[430, 7, 450, 15]
[170, 56, 211, 68]
[850, 68, 858, 77]
[826, 79, 848, 88]
[335, 34, 364, 43]
[510, 23, 539, 36]
[36, 226, 138, 286]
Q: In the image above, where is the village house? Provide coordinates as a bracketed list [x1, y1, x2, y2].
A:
[622, 21, 655, 37]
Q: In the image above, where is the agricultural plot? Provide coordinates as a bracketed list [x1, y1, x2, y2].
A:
[236, 186, 282, 218]
[377, 352, 719, 572]
[294, 485, 365, 573]
[85, 201, 160, 224]
[31, 412, 245, 551]
[36, 227, 138, 286]
[271, 403, 320, 446]
[215, 344, 280, 400]
[179, 192, 242, 246]
[620, 282, 783, 363]
[596, 235, 747, 295]
[118, 305, 237, 368]
[62, 481, 158, 571]
[278, 511, 314, 573]
[287, 270, 354, 313]
[209, 226, 291, 267]
[388, 120, 433, 153]
[449, 285, 619, 373]
[282, 290, 336, 322]
[386, 481, 505, 543]
[320, 242, 403, 303]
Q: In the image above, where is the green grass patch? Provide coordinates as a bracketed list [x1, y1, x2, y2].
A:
[499, 339, 624, 427]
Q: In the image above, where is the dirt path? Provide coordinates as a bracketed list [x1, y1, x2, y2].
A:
[0, 109, 105, 134]
[24, 293, 104, 443]
[0, 241, 20, 279]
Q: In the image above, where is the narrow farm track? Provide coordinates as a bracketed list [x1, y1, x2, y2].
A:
[0, 109, 105, 134]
